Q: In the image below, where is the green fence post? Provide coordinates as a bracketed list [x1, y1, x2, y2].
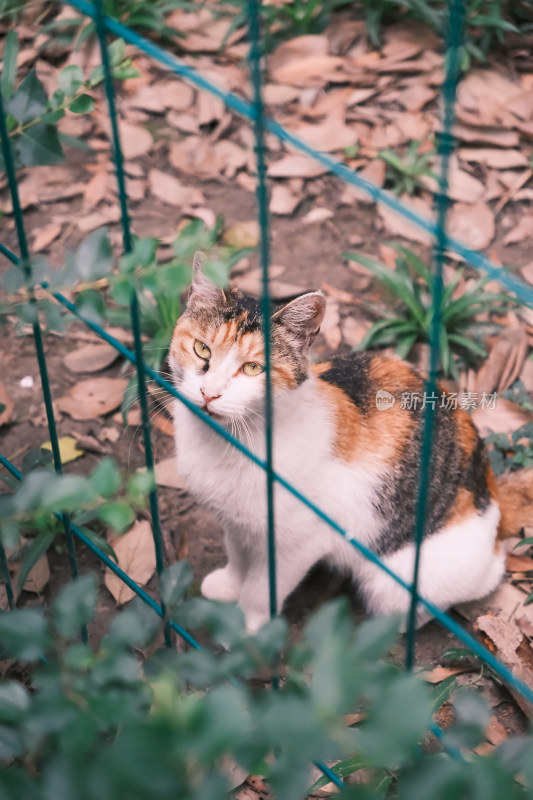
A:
[0, 91, 87, 640]
[405, 0, 465, 669]
[248, 0, 277, 625]
[92, 0, 172, 647]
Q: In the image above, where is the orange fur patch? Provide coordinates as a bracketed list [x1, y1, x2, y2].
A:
[368, 355, 423, 395]
[316, 378, 415, 464]
[311, 362, 332, 377]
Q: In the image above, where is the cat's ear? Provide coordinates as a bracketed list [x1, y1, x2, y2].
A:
[272, 291, 326, 346]
[188, 251, 223, 308]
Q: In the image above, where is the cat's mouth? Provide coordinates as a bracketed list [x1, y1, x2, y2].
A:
[202, 403, 222, 421]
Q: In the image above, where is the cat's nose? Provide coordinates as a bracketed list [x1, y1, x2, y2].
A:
[201, 388, 221, 405]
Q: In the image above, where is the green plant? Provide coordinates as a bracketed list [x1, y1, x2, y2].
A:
[485, 380, 533, 476]
[223, 0, 352, 51]
[356, 0, 519, 68]
[0, 449, 153, 587]
[343, 244, 516, 379]
[0, 558, 532, 799]
[378, 141, 436, 197]
[1, 33, 138, 169]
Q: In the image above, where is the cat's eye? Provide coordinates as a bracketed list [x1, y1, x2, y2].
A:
[193, 339, 211, 360]
[243, 361, 264, 376]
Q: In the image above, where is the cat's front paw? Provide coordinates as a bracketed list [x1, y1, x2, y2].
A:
[201, 568, 240, 603]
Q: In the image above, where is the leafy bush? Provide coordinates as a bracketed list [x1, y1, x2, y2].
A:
[344, 245, 516, 379]
[358, 0, 520, 68]
[1, 33, 137, 169]
[0, 450, 153, 593]
[1, 564, 532, 799]
[485, 380, 533, 475]
[378, 141, 436, 197]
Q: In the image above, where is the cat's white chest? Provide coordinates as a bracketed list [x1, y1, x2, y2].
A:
[172, 385, 382, 549]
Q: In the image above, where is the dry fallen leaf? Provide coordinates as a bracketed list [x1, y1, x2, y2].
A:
[503, 214, 533, 246]
[474, 327, 528, 395]
[458, 147, 530, 170]
[378, 195, 432, 245]
[223, 221, 260, 248]
[289, 115, 358, 153]
[76, 205, 121, 233]
[421, 159, 485, 203]
[303, 207, 334, 224]
[453, 122, 520, 148]
[486, 717, 508, 747]
[0, 383, 14, 426]
[57, 378, 128, 421]
[117, 121, 153, 160]
[154, 458, 184, 489]
[83, 162, 110, 210]
[472, 397, 533, 437]
[475, 612, 533, 717]
[421, 665, 469, 683]
[321, 300, 341, 350]
[148, 168, 204, 207]
[231, 265, 285, 295]
[64, 343, 120, 374]
[506, 553, 533, 573]
[268, 155, 328, 179]
[105, 520, 156, 604]
[42, 435, 84, 465]
[31, 222, 62, 253]
[397, 83, 436, 112]
[269, 184, 301, 216]
[169, 136, 221, 179]
[341, 159, 386, 205]
[12, 549, 50, 596]
[341, 317, 371, 348]
[269, 34, 329, 73]
[321, 283, 358, 305]
[447, 201, 495, 251]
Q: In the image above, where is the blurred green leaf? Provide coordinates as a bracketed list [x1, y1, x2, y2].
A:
[17, 528, 56, 592]
[0, 609, 49, 661]
[160, 561, 193, 610]
[8, 69, 47, 124]
[69, 93, 94, 114]
[53, 573, 98, 638]
[1, 30, 18, 101]
[58, 64, 83, 96]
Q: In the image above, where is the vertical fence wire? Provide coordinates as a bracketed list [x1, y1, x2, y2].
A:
[93, 0, 172, 647]
[404, 0, 464, 669]
[248, 0, 277, 623]
[0, 90, 86, 639]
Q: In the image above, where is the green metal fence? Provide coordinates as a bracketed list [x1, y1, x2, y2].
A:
[2, 0, 533, 789]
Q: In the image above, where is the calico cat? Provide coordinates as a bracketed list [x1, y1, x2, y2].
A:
[170, 253, 533, 633]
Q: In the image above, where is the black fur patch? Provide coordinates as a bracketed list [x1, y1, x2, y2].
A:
[372, 405, 465, 555]
[318, 353, 374, 412]
[316, 353, 491, 555]
[221, 290, 263, 333]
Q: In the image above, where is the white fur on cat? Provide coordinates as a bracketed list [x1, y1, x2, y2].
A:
[172, 371, 505, 633]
